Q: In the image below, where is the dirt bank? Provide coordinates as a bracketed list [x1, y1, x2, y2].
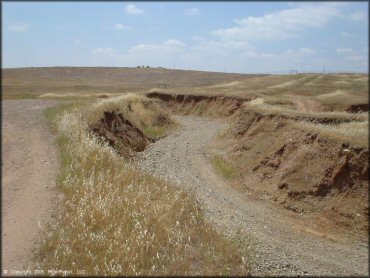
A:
[145, 92, 368, 241]
[2, 100, 59, 273]
[146, 92, 248, 116]
[91, 109, 153, 157]
[135, 115, 368, 276]
[223, 109, 368, 241]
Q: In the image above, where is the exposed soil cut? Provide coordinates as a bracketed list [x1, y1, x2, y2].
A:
[223, 108, 369, 241]
[91, 109, 153, 157]
[144, 93, 368, 241]
[147, 92, 362, 124]
[346, 103, 369, 113]
[147, 92, 248, 116]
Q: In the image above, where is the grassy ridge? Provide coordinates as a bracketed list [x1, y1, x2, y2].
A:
[35, 95, 252, 276]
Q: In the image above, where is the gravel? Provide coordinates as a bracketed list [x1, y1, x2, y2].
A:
[136, 115, 368, 276]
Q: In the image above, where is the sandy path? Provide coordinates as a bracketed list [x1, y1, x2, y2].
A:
[137, 115, 368, 276]
[2, 100, 59, 274]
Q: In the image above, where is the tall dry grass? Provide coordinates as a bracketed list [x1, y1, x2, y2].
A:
[35, 95, 252, 275]
[246, 98, 367, 122]
[292, 121, 369, 148]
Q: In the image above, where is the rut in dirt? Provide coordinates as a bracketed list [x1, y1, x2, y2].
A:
[136, 115, 368, 276]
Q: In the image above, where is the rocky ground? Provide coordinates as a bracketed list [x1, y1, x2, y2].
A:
[136, 115, 368, 276]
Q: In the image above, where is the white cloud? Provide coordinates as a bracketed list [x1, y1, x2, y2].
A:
[163, 39, 186, 47]
[242, 50, 278, 59]
[299, 48, 316, 54]
[92, 48, 118, 58]
[336, 48, 354, 54]
[184, 8, 199, 16]
[74, 39, 82, 44]
[343, 55, 365, 61]
[8, 24, 30, 32]
[114, 23, 129, 31]
[125, 4, 145, 15]
[130, 39, 186, 53]
[348, 11, 366, 21]
[212, 3, 343, 41]
[192, 39, 254, 55]
[191, 36, 205, 41]
[340, 31, 351, 37]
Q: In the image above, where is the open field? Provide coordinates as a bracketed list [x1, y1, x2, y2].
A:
[4, 67, 368, 110]
[1, 67, 368, 276]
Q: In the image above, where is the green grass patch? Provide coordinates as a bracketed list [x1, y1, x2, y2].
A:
[143, 126, 167, 140]
[212, 155, 235, 179]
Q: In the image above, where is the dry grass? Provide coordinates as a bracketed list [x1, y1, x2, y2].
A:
[38, 92, 124, 99]
[4, 68, 368, 110]
[35, 95, 251, 276]
[81, 94, 177, 137]
[246, 98, 367, 122]
[293, 120, 369, 148]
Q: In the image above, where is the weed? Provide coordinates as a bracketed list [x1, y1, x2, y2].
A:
[212, 155, 235, 179]
[143, 126, 167, 140]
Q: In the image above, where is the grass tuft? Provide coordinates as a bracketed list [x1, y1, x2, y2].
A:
[143, 126, 167, 140]
[212, 155, 235, 179]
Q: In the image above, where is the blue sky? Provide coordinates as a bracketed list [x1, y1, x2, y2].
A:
[3, 1, 369, 73]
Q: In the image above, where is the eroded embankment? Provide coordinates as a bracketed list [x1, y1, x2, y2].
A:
[227, 109, 368, 240]
[136, 115, 369, 276]
[90, 96, 173, 158]
[346, 103, 369, 113]
[92, 110, 153, 157]
[145, 92, 369, 242]
[146, 92, 248, 116]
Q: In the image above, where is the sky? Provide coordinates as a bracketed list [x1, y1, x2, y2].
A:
[2, 1, 369, 73]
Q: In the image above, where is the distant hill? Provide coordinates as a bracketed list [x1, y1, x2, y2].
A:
[2, 67, 254, 89]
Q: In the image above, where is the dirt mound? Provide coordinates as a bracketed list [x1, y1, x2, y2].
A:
[346, 104, 369, 113]
[146, 92, 246, 116]
[92, 109, 153, 157]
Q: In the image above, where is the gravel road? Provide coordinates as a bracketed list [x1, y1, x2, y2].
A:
[2, 100, 60, 274]
[137, 115, 369, 276]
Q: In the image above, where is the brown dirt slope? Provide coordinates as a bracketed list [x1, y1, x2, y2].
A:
[147, 92, 249, 116]
[146, 92, 369, 243]
[225, 109, 368, 241]
[92, 110, 153, 157]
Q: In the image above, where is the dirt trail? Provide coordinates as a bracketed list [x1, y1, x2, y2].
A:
[137, 115, 368, 276]
[2, 100, 59, 274]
